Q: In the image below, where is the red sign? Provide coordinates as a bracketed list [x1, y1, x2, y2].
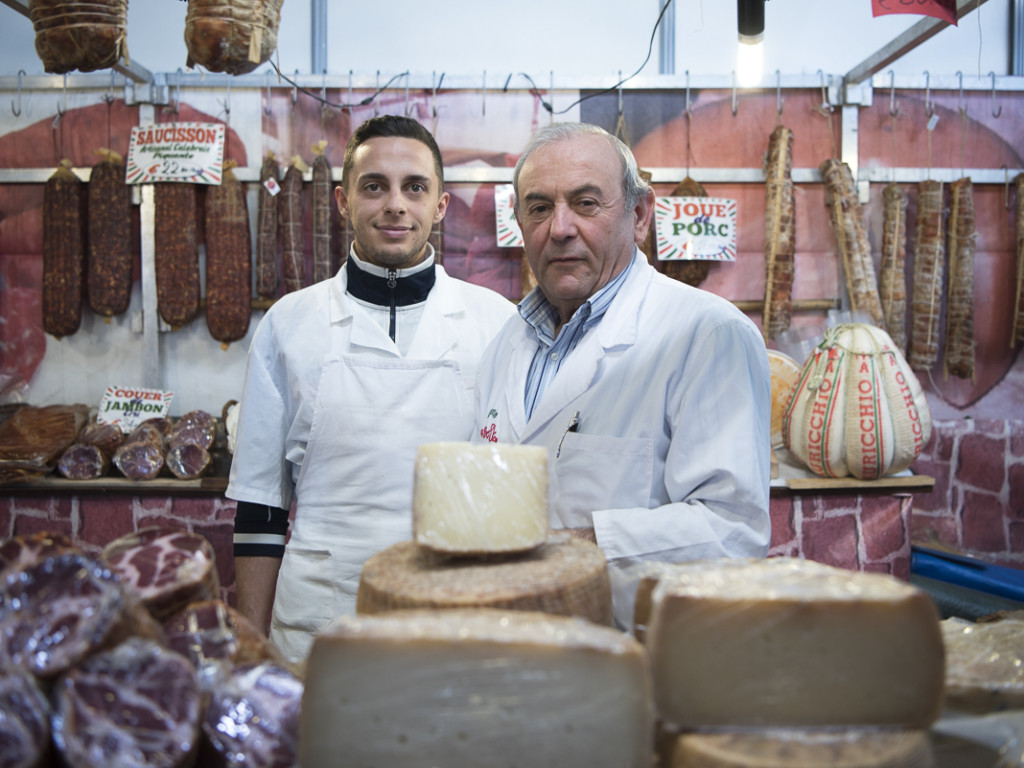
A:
[872, 0, 958, 25]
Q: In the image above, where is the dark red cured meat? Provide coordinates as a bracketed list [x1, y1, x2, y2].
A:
[101, 527, 220, 621]
[165, 442, 211, 480]
[53, 637, 201, 768]
[201, 662, 302, 768]
[162, 600, 284, 687]
[0, 664, 52, 768]
[168, 409, 216, 450]
[0, 552, 160, 679]
[57, 442, 110, 479]
[0, 531, 79, 578]
[112, 422, 166, 480]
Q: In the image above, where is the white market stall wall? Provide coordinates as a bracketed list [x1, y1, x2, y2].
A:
[0, 0, 1018, 417]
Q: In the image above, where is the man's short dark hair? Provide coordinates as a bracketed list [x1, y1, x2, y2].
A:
[341, 115, 444, 190]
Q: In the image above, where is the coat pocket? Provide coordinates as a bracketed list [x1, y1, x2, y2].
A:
[552, 433, 654, 527]
[271, 546, 335, 633]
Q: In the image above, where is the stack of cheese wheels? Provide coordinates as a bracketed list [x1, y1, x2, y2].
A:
[300, 609, 654, 767]
[356, 442, 613, 626]
[640, 557, 945, 767]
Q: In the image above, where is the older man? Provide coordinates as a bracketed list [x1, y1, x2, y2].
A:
[472, 122, 771, 627]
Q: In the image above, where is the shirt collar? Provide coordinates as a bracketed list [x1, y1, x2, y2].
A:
[345, 245, 436, 307]
[519, 248, 637, 344]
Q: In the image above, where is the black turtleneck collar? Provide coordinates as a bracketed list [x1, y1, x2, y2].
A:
[345, 255, 436, 307]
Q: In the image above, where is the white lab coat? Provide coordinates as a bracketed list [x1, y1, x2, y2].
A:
[472, 251, 772, 628]
[228, 262, 515, 661]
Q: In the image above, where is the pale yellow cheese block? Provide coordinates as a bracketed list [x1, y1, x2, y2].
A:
[669, 729, 934, 768]
[647, 557, 945, 729]
[941, 614, 1024, 714]
[357, 532, 613, 626]
[299, 608, 655, 768]
[412, 441, 549, 556]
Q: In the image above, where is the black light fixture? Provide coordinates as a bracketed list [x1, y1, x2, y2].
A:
[736, 0, 765, 87]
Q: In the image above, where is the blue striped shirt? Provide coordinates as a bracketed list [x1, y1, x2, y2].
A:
[521, 253, 636, 419]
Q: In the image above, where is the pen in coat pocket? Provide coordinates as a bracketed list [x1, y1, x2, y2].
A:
[556, 410, 581, 458]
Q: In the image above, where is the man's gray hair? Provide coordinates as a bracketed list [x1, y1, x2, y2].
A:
[512, 122, 651, 215]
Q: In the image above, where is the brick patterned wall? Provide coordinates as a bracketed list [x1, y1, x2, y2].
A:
[769, 494, 913, 580]
[911, 419, 1024, 570]
[0, 494, 238, 606]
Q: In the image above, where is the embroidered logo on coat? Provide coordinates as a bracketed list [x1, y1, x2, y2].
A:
[479, 423, 498, 443]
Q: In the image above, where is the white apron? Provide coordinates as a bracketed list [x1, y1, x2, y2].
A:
[269, 354, 469, 662]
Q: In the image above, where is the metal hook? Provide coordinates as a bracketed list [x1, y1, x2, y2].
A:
[264, 69, 273, 115]
[222, 80, 231, 123]
[482, 69, 487, 117]
[990, 72, 1002, 118]
[1004, 165, 1012, 210]
[321, 69, 331, 120]
[923, 71, 933, 117]
[348, 70, 353, 114]
[617, 70, 623, 115]
[291, 70, 298, 108]
[888, 70, 898, 117]
[730, 70, 737, 116]
[103, 69, 117, 105]
[11, 69, 24, 117]
[374, 70, 380, 117]
[56, 73, 67, 117]
[818, 69, 832, 113]
[404, 72, 411, 117]
[685, 70, 692, 116]
[775, 70, 783, 115]
[956, 70, 965, 115]
[431, 71, 438, 118]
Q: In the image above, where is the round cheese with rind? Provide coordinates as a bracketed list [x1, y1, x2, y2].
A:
[357, 532, 613, 626]
[301, 608, 654, 768]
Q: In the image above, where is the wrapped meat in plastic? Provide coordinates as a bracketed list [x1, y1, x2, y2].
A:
[168, 410, 216, 450]
[52, 637, 202, 768]
[0, 552, 163, 679]
[102, 526, 221, 621]
[0, 403, 89, 484]
[112, 420, 166, 480]
[163, 600, 286, 688]
[0, 664, 53, 768]
[57, 420, 125, 480]
[200, 661, 303, 768]
[0, 531, 79, 579]
[166, 442, 212, 480]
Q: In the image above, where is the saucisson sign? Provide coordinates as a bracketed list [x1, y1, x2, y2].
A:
[125, 122, 226, 185]
[871, 0, 957, 25]
[97, 386, 174, 432]
[654, 197, 737, 262]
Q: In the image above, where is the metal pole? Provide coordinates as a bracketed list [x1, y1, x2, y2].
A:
[658, 0, 676, 75]
[311, 0, 328, 75]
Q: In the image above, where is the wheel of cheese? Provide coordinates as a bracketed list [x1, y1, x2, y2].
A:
[357, 532, 613, 626]
[301, 608, 654, 768]
[647, 557, 945, 729]
[941, 615, 1024, 713]
[670, 729, 934, 768]
[767, 350, 801, 449]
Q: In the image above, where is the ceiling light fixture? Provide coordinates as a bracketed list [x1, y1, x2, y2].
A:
[737, 0, 765, 88]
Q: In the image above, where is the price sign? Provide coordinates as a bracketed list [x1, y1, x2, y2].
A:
[97, 386, 174, 433]
[494, 184, 524, 248]
[654, 197, 737, 262]
[125, 122, 226, 185]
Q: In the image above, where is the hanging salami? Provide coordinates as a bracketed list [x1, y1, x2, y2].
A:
[944, 177, 976, 380]
[87, 149, 133, 318]
[279, 158, 307, 294]
[819, 159, 884, 326]
[312, 142, 335, 283]
[155, 183, 201, 328]
[255, 152, 280, 299]
[42, 160, 86, 339]
[762, 125, 795, 340]
[879, 183, 909, 353]
[204, 162, 252, 345]
[908, 180, 944, 372]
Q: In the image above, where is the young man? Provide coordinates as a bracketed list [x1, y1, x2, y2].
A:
[472, 123, 772, 628]
[228, 115, 515, 662]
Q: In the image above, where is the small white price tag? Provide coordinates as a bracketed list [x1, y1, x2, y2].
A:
[926, 113, 940, 132]
[263, 176, 281, 196]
